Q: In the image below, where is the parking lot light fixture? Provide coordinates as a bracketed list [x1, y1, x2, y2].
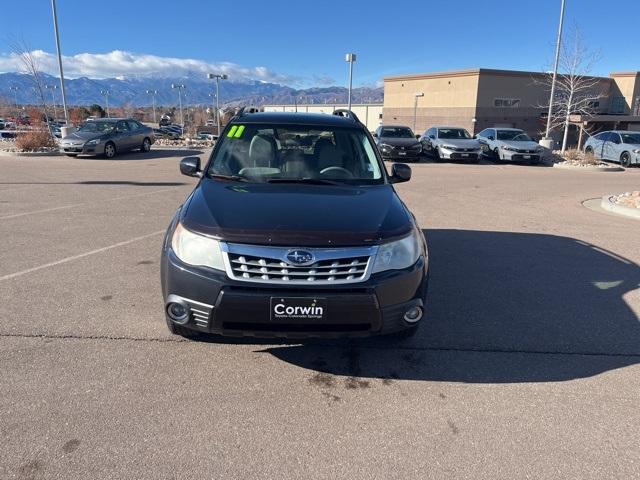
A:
[413, 92, 424, 133]
[100, 90, 110, 118]
[345, 53, 357, 110]
[171, 84, 186, 137]
[207, 73, 228, 137]
[146, 89, 158, 123]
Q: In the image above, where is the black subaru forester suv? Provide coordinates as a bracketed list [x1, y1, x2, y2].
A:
[161, 109, 429, 339]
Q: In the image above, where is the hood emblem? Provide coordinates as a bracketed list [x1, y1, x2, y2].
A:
[285, 250, 315, 266]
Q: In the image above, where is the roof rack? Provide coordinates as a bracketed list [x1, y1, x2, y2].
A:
[234, 106, 261, 118]
[332, 109, 361, 124]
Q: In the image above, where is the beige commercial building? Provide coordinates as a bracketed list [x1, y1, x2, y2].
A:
[383, 68, 640, 145]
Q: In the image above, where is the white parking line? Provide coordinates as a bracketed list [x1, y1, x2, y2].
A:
[0, 204, 80, 220]
[0, 186, 182, 221]
[0, 230, 165, 282]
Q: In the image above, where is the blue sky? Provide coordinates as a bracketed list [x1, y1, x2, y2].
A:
[0, 0, 638, 86]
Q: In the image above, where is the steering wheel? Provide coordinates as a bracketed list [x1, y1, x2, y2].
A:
[319, 166, 354, 178]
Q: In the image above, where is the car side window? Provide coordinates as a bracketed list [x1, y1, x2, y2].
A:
[593, 132, 607, 141]
[477, 129, 488, 138]
[127, 120, 140, 131]
[609, 133, 621, 144]
[117, 121, 129, 132]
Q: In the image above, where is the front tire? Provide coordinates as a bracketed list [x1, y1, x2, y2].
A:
[493, 148, 501, 161]
[141, 137, 151, 152]
[585, 146, 594, 155]
[104, 142, 116, 159]
[65, 153, 78, 157]
[620, 152, 631, 167]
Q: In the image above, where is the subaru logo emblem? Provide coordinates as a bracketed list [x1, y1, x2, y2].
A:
[285, 250, 315, 266]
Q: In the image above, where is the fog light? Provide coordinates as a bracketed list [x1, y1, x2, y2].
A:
[403, 306, 423, 323]
[167, 302, 189, 324]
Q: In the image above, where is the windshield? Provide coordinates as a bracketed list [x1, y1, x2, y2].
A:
[621, 133, 640, 144]
[78, 121, 115, 133]
[380, 127, 414, 138]
[438, 128, 471, 139]
[497, 130, 532, 141]
[207, 123, 384, 184]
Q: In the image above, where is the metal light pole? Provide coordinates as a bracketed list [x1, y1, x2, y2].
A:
[171, 84, 185, 137]
[51, 0, 69, 124]
[9, 86, 19, 111]
[543, 0, 566, 142]
[101, 90, 110, 118]
[46, 85, 59, 120]
[413, 92, 424, 133]
[207, 74, 228, 138]
[345, 53, 357, 110]
[208, 92, 217, 128]
[146, 89, 158, 123]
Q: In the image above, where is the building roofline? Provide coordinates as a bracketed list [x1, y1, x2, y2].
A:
[609, 71, 640, 77]
[384, 67, 612, 82]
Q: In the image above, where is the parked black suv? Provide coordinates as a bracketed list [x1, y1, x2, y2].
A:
[161, 109, 429, 339]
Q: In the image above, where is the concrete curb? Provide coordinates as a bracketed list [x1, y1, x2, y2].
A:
[600, 196, 640, 219]
[552, 162, 624, 172]
[0, 150, 61, 157]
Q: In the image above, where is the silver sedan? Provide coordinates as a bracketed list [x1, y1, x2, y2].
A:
[584, 130, 640, 167]
[420, 126, 481, 162]
[59, 118, 155, 158]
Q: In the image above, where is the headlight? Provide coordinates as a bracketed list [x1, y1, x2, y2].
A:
[501, 146, 517, 151]
[171, 222, 225, 271]
[372, 230, 422, 273]
[441, 145, 457, 150]
[410, 143, 422, 151]
[85, 138, 100, 146]
[536, 147, 544, 153]
[634, 149, 640, 154]
[379, 143, 392, 151]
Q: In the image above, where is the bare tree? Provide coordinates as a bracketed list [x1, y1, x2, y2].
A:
[8, 37, 53, 134]
[538, 27, 604, 151]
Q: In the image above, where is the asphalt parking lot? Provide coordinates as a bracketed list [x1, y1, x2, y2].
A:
[1, 149, 639, 479]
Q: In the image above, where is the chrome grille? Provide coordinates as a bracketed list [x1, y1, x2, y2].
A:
[222, 243, 377, 285]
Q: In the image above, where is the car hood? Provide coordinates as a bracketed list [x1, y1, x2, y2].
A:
[60, 130, 108, 143]
[499, 140, 541, 150]
[181, 179, 413, 247]
[437, 138, 480, 148]
[378, 137, 421, 147]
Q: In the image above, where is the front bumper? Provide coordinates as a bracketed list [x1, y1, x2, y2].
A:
[380, 147, 422, 160]
[161, 249, 429, 338]
[500, 150, 541, 162]
[439, 148, 481, 160]
[60, 143, 100, 155]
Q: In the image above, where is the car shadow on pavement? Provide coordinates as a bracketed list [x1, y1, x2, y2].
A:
[260, 229, 640, 383]
[76, 148, 205, 161]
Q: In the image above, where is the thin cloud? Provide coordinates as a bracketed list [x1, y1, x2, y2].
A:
[0, 49, 297, 84]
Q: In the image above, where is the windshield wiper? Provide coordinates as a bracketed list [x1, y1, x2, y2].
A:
[208, 173, 250, 182]
[267, 178, 343, 186]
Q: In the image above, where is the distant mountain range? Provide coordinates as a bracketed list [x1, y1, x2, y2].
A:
[0, 72, 383, 108]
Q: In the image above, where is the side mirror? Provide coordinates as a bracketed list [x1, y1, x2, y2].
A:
[390, 163, 411, 183]
[180, 156, 202, 177]
[372, 132, 378, 138]
[415, 134, 421, 139]
[487, 136, 494, 141]
[429, 135, 435, 139]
